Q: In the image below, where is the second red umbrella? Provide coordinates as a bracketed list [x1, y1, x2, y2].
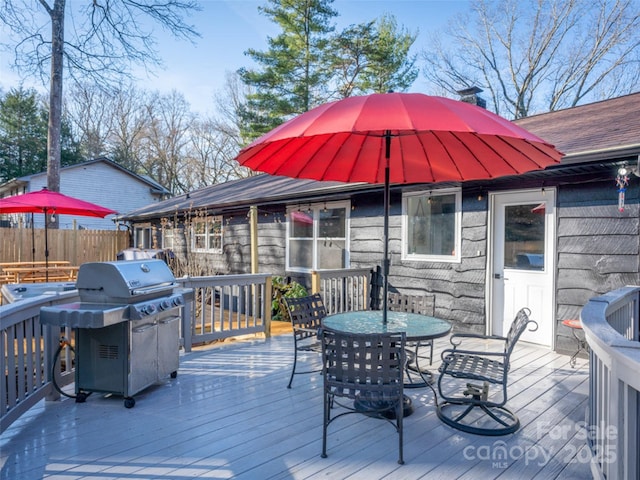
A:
[0, 188, 117, 280]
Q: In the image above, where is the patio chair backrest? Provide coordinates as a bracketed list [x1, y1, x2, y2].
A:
[321, 327, 405, 400]
[387, 293, 435, 316]
[505, 307, 537, 357]
[284, 293, 327, 341]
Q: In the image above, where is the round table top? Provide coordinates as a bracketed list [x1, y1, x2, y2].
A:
[322, 310, 452, 342]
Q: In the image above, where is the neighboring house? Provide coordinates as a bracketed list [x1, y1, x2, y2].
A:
[120, 92, 640, 354]
[0, 157, 170, 230]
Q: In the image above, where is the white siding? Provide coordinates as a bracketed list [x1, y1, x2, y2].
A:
[26, 162, 162, 230]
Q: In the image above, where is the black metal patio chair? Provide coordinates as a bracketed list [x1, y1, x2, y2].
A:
[436, 307, 537, 436]
[320, 327, 406, 464]
[387, 292, 436, 384]
[283, 293, 326, 388]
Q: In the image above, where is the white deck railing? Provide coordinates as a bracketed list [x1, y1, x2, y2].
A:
[176, 274, 273, 352]
[1, 290, 79, 433]
[581, 286, 640, 480]
[310, 268, 373, 314]
[1, 268, 373, 432]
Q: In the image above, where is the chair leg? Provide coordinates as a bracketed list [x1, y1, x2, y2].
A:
[436, 380, 520, 436]
[321, 391, 330, 458]
[428, 341, 433, 366]
[287, 347, 298, 389]
[397, 403, 404, 465]
[437, 401, 520, 436]
[415, 341, 433, 366]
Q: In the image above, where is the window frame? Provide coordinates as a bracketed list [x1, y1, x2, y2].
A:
[190, 215, 223, 254]
[286, 201, 351, 273]
[161, 221, 175, 250]
[133, 223, 152, 249]
[401, 188, 462, 263]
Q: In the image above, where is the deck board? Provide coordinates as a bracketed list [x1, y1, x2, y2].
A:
[1, 334, 592, 479]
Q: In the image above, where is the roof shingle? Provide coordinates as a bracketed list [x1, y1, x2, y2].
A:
[514, 92, 640, 156]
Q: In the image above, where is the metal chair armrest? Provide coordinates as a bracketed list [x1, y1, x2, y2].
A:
[441, 347, 507, 362]
[295, 327, 320, 334]
[449, 332, 507, 347]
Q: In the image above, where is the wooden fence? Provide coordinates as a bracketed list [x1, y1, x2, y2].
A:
[0, 227, 130, 264]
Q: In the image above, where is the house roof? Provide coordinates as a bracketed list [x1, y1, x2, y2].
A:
[121, 92, 640, 221]
[514, 91, 640, 163]
[0, 157, 170, 195]
[119, 174, 367, 220]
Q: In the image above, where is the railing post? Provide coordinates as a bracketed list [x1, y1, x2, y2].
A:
[311, 270, 320, 294]
[44, 327, 61, 401]
[180, 283, 194, 353]
[264, 276, 272, 338]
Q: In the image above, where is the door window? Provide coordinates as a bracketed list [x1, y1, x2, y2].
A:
[504, 204, 545, 270]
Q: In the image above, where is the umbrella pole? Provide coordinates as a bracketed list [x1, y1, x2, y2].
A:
[31, 213, 35, 263]
[382, 131, 391, 324]
[44, 209, 49, 282]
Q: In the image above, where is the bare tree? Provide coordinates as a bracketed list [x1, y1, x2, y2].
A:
[183, 118, 242, 190]
[108, 85, 150, 173]
[65, 82, 115, 159]
[422, 0, 640, 118]
[142, 90, 193, 195]
[1, 0, 199, 225]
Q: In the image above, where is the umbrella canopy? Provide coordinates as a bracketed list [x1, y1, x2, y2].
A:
[236, 92, 563, 184]
[0, 188, 117, 280]
[235, 92, 563, 321]
[0, 188, 117, 218]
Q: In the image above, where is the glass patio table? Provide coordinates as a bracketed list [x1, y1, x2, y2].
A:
[322, 310, 451, 341]
[322, 310, 452, 417]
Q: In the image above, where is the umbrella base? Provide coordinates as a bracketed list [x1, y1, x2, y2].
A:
[353, 394, 413, 419]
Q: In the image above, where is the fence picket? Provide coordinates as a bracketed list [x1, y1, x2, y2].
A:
[0, 228, 129, 264]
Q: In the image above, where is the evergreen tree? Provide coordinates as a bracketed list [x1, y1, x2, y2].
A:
[0, 88, 47, 181]
[0, 88, 84, 183]
[329, 15, 418, 97]
[238, 0, 338, 141]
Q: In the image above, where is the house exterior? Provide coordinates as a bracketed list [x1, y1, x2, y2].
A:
[0, 157, 169, 230]
[120, 92, 640, 354]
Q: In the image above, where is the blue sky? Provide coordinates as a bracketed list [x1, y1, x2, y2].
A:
[0, 0, 471, 113]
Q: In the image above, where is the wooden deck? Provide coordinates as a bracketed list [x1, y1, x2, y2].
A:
[1, 330, 592, 479]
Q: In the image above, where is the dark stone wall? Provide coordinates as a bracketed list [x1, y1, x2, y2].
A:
[137, 172, 640, 352]
[349, 189, 489, 333]
[555, 178, 639, 352]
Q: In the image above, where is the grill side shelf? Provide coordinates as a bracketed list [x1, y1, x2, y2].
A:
[40, 303, 129, 328]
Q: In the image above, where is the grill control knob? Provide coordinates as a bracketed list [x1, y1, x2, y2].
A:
[141, 304, 156, 316]
[172, 296, 184, 307]
[159, 300, 171, 310]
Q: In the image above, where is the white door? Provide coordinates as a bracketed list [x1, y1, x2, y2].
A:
[490, 189, 555, 347]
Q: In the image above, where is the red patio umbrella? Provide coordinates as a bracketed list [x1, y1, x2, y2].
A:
[0, 188, 117, 280]
[235, 92, 563, 321]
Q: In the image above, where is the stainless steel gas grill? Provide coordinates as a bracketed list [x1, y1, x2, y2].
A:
[40, 259, 185, 408]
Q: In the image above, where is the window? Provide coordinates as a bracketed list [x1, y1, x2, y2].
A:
[191, 216, 223, 253]
[162, 225, 175, 250]
[504, 204, 545, 271]
[134, 224, 152, 248]
[287, 202, 349, 272]
[402, 189, 461, 262]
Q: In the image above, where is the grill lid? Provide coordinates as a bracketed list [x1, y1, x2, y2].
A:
[76, 259, 177, 303]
